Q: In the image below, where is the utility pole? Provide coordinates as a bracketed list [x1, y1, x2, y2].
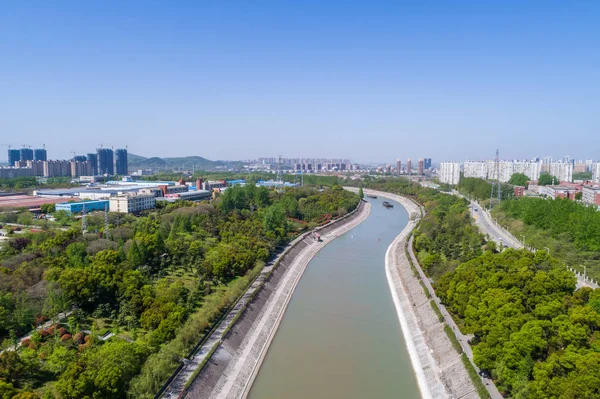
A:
[104, 204, 109, 239]
[81, 203, 87, 234]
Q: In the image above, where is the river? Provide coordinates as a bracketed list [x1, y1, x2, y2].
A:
[248, 197, 420, 399]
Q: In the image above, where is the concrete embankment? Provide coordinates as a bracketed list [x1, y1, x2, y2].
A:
[361, 189, 478, 399]
[183, 200, 371, 399]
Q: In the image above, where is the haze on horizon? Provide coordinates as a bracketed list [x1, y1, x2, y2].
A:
[1, 1, 599, 164]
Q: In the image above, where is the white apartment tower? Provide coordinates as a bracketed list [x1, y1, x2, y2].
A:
[439, 162, 461, 185]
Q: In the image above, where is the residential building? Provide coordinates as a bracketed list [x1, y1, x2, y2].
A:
[0, 167, 33, 179]
[593, 163, 600, 183]
[87, 153, 98, 175]
[540, 185, 579, 200]
[97, 148, 114, 175]
[109, 194, 155, 213]
[574, 162, 587, 173]
[424, 158, 432, 169]
[56, 200, 109, 215]
[407, 158, 412, 175]
[7, 149, 20, 166]
[514, 186, 525, 197]
[582, 186, 600, 206]
[417, 158, 424, 175]
[512, 161, 542, 181]
[70, 161, 90, 178]
[396, 158, 401, 175]
[385, 164, 391, 174]
[463, 161, 488, 179]
[43, 160, 71, 178]
[20, 148, 33, 162]
[34, 148, 47, 161]
[549, 162, 573, 183]
[439, 162, 460, 185]
[114, 148, 128, 175]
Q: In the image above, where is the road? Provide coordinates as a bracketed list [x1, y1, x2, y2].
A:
[451, 190, 599, 289]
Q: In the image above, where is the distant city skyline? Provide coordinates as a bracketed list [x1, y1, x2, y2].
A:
[1, 2, 599, 163]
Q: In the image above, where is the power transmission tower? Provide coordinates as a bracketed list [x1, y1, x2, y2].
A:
[490, 149, 501, 208]
[104, 204, 110, 239]
[276, 155, 284, 190]
[81, 203, 87, 234]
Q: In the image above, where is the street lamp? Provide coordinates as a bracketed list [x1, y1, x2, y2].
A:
[582, 265, 587, 281]
[545, 247, 550, 255]
[522, 235, 526, 247]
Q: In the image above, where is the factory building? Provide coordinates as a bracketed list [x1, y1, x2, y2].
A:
[109, 194, 155, 213]
[56, 200, 109, 215]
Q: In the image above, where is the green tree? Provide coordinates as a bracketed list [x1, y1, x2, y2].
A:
[358, 187, 364, 199]
[538, 173, 558, 186]
[509, 173, 529, 187]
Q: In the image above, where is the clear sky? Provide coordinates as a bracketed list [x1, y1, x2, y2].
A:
[1, 1, 599, 164]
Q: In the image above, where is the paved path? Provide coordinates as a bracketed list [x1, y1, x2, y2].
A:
[452, 191, 599, 289]
[363, 189, 481, 399]
[407, 236, 502, 399]
[159, 233, 311, 399]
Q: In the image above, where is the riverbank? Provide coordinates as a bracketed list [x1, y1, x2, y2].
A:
[183, 200, 371, 399]
[362, 189, 478, 399]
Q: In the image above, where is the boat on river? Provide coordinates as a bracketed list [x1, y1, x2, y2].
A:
[366, 195, 378, 199]
[382, 201, 393, 208]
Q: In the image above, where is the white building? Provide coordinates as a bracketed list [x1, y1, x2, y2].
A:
[109, 194, 155, 213]
[512, 161, 542, 181]
[592, 163, 600, 183]
[549, 162, 573, 183]
[463, 161, 488, 179]
[439, 162, 461, 185]
[582, 186, 600, 206]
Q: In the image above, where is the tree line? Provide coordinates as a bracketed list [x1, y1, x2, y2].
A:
[0, 184, 359, 398]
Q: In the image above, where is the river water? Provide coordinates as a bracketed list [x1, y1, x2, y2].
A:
[248, 197, 420, 399]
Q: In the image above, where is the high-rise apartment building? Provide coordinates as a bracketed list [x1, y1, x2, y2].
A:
[33, 148, 47, 161]
[114, 148, 128, 175]
[7, 149, 20, 166]
[439, 162, 460, 185]
[592, 163, 600, 183]
[396, 158, 401, 175]
[549, 162, 573, 183]
[424, 158, 432, 169]
[407, 158, 412, 175]
[463, 161, 488, 179]
[86, 153, 98, 175]
[20, 148, 34, 162]
[97, 148, 114, 175]
[417, 158, 424, 175]
[73, 155, 87, 162]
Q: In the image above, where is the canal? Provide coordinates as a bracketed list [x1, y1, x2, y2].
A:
[248, 197, 420, 399]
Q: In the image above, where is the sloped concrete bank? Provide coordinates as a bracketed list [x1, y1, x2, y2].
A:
[362, 188, 478, 399]
[183, 200, 371, 399]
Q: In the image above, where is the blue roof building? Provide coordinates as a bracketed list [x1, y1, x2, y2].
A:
[55, 200, 109, 215]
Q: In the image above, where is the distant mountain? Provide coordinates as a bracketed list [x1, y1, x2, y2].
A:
[128, 154, 234, 171]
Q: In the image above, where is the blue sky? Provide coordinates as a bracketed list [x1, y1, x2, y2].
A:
[1, 1, 599, 163]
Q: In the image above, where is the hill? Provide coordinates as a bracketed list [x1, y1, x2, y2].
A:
[128, 154, 227, 171]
